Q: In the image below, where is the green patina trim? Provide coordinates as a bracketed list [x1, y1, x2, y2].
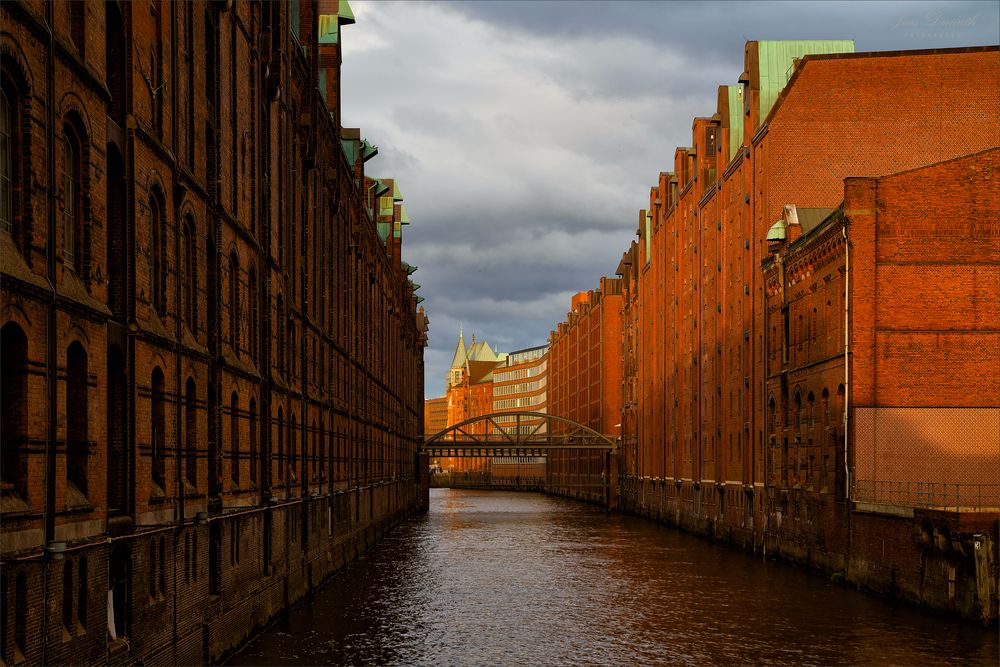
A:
[341, 139, 358, 168]
[399, 205, 410, 225]
[339, 0, 356, 25]
[377, 221, 391, 243]
[393, 181, 403, 202]
[725, 85, 744, 163]
[318, 14, 339, 44]
[361, 139, 378, 162]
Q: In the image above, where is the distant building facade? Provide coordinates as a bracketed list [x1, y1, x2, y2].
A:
[547, 280, 623, 502]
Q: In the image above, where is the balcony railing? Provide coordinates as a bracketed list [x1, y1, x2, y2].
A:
[853, 480, 1000, 513]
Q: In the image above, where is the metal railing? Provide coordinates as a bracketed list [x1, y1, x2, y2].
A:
[853, 480, 1000, 512]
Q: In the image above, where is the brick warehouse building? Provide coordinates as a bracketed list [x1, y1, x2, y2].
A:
[609, 41, 998, 620]
[547, 280, 622, 503]
[0, 0, 428, 664]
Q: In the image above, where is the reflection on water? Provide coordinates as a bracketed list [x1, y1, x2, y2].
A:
[231, 489, 998, 666]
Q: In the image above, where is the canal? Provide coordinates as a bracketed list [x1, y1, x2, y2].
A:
[231, 489, 998, 666]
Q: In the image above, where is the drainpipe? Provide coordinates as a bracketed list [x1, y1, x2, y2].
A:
[842, 222, 850, 502]
[170, 1, 181, 662]
[42, 3, 57, 663]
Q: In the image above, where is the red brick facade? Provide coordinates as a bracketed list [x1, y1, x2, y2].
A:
[548, 278, 622, 503]
[607, 43, 999, 620]
[0, 1, 428, 664]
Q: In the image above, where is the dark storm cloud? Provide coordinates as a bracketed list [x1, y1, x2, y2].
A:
[340, 0, 999, 396]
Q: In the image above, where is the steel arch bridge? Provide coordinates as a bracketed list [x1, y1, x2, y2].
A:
[421, 411, 618, 458]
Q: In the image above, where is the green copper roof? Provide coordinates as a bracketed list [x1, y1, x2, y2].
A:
[643, 210, 651, 265]
[755, 40, 854, 125]
[339, 0, 356, 25]
[766, 219, 787, 241]
[361, 139, 378, 162]
[399, 205, 410, 225]
[393, 221, 402, 238]
[409, 281, 421, 291]
[405, 263, 417, 275]
[393, 181, 404, 202]
[724, 85, 744, 163]
[341, 139, 358, 168]
[377, 222, 391, 243]
[415, 296, 425, 304]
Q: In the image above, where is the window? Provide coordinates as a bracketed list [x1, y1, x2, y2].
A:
[66, 342, 89, 498]
[229, 252, 239, 351]
[0, 78, 14, 235]
[1, 323, 29, 499]
[159, 538, 166, 596]
[69, 0, 85, 55]
[249, 398, 258, 485]
[151, 368, 165, 489]
[230, 392, 240, 486]
[77, 558, 87, 629]
[276, 407, 284, 483]
[185, 378, 197, 489]
[63, 561, 74, 633]
[248, 268, 258, 364]
[15, 572, 27, 657]
[182, 217, 197, 331]
[276, 295, 285, 376]
[150, 192, 165, 316]
[61, 126, 83, 273]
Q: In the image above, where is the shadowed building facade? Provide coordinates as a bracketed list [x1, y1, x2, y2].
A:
[0, 1, 428, 663]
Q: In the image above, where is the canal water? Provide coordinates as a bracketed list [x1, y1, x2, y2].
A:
[231, 489, 998, 666]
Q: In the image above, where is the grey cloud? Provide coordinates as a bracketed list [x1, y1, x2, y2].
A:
[342, 0, 998, 392]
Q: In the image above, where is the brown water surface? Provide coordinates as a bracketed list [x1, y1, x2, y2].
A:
[231, 489, 999, 666]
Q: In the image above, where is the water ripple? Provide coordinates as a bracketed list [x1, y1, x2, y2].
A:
[232, 490, 998, 666]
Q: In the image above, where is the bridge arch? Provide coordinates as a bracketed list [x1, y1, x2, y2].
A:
[422, 411, 617, 455]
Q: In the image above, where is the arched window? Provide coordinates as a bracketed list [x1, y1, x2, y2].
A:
[182, 217, 197, 331]
[185, 378, 197, 489]
[229, 252, 239, 352]
[66, 342, 89, 498]
[1, 322, 29, 499]
[151, 368, 165, 489]
[108, 545, 130, 640]
[807, 391, 816, 426]
[249, 398, 258, 485]
[230, 391, 240, 486]
[150, 191, 165, 316]
[822, 388, 830, 426]
[276, 407, 284, 483]
[0, 76, 15, 236]
[61, 125, 84, 274]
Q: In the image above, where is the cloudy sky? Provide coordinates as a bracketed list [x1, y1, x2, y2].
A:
[339, 0, 999, 397]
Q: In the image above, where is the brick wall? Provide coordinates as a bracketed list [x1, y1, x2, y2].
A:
[0, 0, 428, 663]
